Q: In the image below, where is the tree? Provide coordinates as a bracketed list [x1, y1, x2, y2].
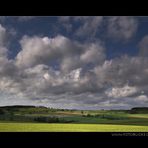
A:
[0, 109, 5, 115]
[86, 113, 91, 117]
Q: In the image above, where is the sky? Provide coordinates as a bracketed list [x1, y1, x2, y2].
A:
[0, 16, 148, 110]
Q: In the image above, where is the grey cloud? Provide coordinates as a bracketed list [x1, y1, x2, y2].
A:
[80, 42, 105, 64]
[16, 35, 83, 69]
[17, 16, 36, 21]
[107, 16, 138, 41]
[59, 16, 138, 42]
[0, 16, 36, 22]
[75, 16, 103, 37]
[59, 16, 103, 39]
[0, 24, 8, 47]
[0, 22, 148, 109]
[94, 56, 148, 88]
[139, 35, 148, 56]
[2, 52, 148, 109]
[15, 35, 106, 73]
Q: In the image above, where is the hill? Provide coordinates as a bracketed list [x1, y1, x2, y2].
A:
[130, 107, 148, 114]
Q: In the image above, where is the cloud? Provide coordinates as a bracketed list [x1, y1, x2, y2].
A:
[15, 35, 105, 73]
[135, 95, 148, 102]
[0, 16, 36, 22]
[9, 33, 106, 103]
[0, 20, 148, 109]
[0, 16, 7, 22]
[74, 16, 103, 37]
[107, 16, 138, 41]
[0, 47, 7, 59]
[59, 16, 103, 39]
[105, 84, 137, 98]
[16, 35, 73, 69]
[94, 55, 148, 88]
[80, 42, 105, 64]
[1, 48, 147, 109]
[58, 16, 138, 42]
[17, 16, 36, 21]
[139, 35, 148, 56]
[0, 24, 8, 47]
[0, 24, 12, 76]
[1, 46, 148, 109]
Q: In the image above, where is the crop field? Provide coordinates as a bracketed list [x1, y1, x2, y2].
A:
[0, 123, 148, 132]
[0, 106, 148, 132]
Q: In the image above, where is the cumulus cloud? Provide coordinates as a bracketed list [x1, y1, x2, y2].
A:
[105, 84, 137, 98]
[80, 42, 105, 64]
[16, 35, 67, 68]
[15, 35, 79, 69]
[2, 44, 148, 109]
[1, 32, 106, 107]
[0, 18, 148, 109]
[15, 35, 105, 73]
[94, 55, 148, 88]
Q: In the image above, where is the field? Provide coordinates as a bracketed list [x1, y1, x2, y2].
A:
[1, 123, 148, 132]
[1, 106, 148, 132]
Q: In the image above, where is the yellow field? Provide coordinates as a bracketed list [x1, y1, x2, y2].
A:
[0, 123, 148, 132]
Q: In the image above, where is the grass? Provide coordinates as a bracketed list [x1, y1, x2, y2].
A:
[127, 114, 148, 119]
[0, 122, 148, 132]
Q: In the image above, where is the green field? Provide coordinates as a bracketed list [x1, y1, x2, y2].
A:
[1, 106, 148, 132]
[0, 123, 148, 132]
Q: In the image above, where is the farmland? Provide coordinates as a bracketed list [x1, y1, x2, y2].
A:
[0, 123, 148, 132]
[0, 106, 148, 131]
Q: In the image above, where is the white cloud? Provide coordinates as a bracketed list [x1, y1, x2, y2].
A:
[43, 73, 50, 80]
[135, 95, 148, 101]
[65, 68, 82, 82]
[105, 84, 137, 98]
